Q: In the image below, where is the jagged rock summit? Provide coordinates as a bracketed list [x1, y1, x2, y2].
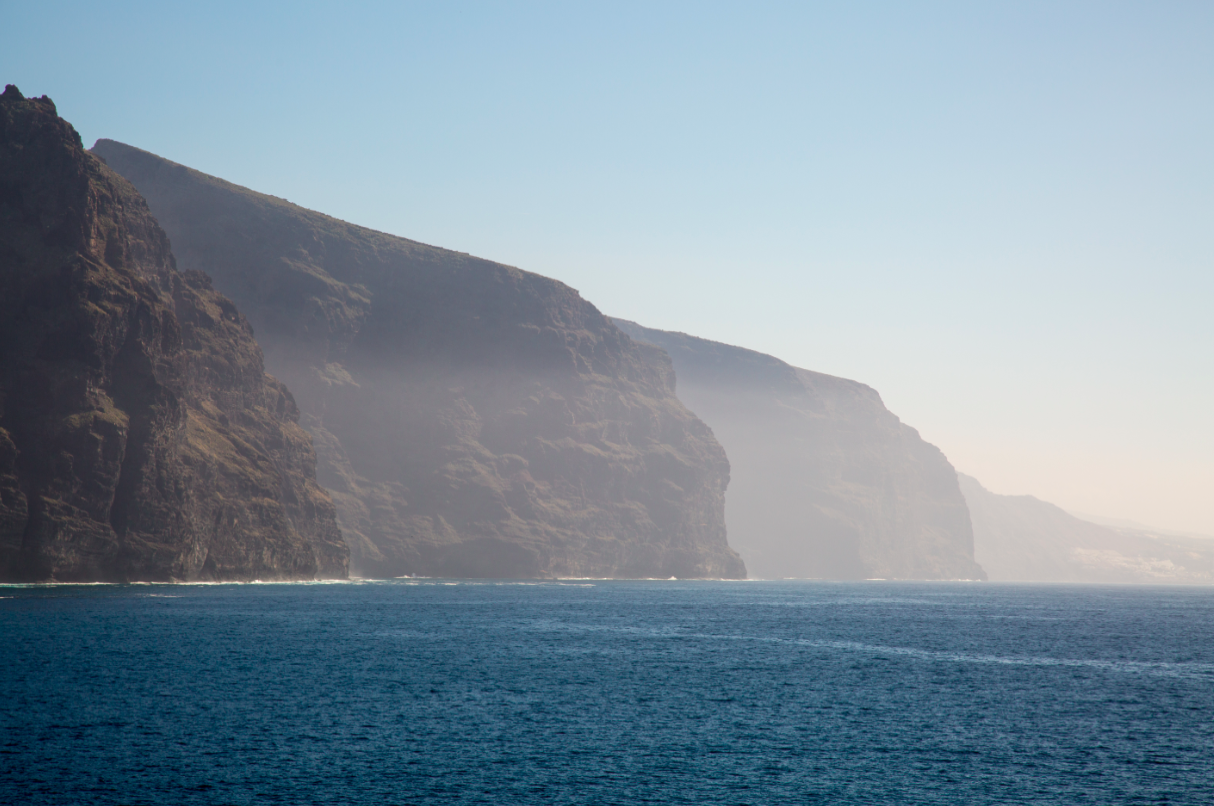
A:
[613, 320, 986, 581]
[0, 86, 347, 581]
[93, 139, 743, 579]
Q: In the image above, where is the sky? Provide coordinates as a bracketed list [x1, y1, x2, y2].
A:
[5, 1, 1212, 535]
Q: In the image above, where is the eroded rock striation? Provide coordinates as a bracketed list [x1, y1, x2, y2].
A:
[93, 139, 742, 579]
[0, 86, 347, 581]
[613, 320, 985, 580]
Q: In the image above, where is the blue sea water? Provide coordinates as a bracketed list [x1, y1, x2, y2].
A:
[2, 580, 1212, 805]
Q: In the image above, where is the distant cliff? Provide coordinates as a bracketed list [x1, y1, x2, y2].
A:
[613, 320, 985, 580]
[960, 473, 1214, 583]
[93, 140, 743, 579]
[0, 86, 347, 581]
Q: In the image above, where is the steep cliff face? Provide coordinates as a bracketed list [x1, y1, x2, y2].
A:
[0, 87, 347, 581]
[92, 140, 742, 579]
[613, 320, 985, 580]
[960, 473, 1214, 583]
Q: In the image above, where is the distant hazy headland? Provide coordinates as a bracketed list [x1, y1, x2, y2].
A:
[961, 473, 1214, 584]
[613, 320, 985, 581]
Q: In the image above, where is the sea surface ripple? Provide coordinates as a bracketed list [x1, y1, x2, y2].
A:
[2, 580, 1212, 804]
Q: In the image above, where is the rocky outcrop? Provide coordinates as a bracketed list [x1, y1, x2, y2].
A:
[0, 86, 347, 581]
[92, 140, 743, 579]
[960, 473, 1214, 583]
[613, 320, 985, 580]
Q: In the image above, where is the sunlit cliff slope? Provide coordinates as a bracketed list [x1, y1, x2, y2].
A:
[94, 139, 743, 579]
[614, 320, 985, 581]
[0, 87, 347, 581]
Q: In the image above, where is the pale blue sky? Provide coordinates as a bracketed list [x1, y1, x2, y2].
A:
[6, 1, 1212, 534]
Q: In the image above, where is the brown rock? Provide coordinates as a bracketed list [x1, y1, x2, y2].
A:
[91, 139, 742, 579]
[0, 86, 347, 581]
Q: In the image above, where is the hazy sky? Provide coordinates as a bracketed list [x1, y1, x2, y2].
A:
[6, 1, 1212, 535]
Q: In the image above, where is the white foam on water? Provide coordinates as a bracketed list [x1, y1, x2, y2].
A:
[525, 620, 1214, 681]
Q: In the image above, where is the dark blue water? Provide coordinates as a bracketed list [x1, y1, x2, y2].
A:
[2, 581, 1212, 805]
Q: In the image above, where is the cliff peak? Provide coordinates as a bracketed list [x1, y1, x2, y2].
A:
[0, 90, 346, 581]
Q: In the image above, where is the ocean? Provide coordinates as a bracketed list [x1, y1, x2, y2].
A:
[2, 580, 1211, 804]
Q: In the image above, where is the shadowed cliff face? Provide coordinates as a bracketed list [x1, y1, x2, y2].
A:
[613, 320, 985, 581]
[960, 474, 1214, 583]
[92, 140, 743, 579]
[0, 87, 347, 581]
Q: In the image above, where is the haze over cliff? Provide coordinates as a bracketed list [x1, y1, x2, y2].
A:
[613, 320, 985, 581]
[960, 473, 1214, 584]
[93, 139, 743, 579]
[0, 87, 346, 581]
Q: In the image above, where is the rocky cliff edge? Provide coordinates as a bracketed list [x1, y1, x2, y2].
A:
[0, 87, 347, 581]
[92, 139, 743, 579]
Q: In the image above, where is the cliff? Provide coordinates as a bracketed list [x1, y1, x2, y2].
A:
[0, 86, 347, 581]
[92, 140, 743, 579]
[613, 320, 986, 580]
[960, 473, 1214, 583]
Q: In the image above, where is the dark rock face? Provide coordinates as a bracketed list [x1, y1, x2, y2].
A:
[0, 86, 347, 581]
[613, 320, 986, 581]
[92, 140, 742, 579]
[960, 473, 1214, 583]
